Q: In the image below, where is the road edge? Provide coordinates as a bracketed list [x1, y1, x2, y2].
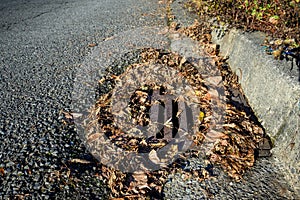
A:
[211, 28, 300, 196]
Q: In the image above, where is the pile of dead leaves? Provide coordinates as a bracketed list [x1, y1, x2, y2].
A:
[181, 21, 266, 180]
[86, 22, 268, 198]
[93, 48, 211, 154]
[90, 47, 215, 198]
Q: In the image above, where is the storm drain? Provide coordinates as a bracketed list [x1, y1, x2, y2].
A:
[89, 48, 211, 172]
[149, 89, 194, 140]
[71, 27, 274, 197]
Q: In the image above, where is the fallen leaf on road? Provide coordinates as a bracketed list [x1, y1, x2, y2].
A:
[0, 168, 4, 176]
[62, 111, 82, 119]
[149, 150, 161, 165]
[88, 43, 97, 47]
[69, 158, 92, 164]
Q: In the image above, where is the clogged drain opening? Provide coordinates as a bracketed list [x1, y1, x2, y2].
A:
[94, 48, 211, 154]
[85, 46, 270, 197]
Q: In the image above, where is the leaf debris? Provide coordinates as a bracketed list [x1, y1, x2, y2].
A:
[87, 22, 269, 198]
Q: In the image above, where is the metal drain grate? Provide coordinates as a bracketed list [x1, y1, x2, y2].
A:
[149, 89, 194, 141]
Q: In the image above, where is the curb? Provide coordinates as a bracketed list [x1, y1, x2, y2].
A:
[170, 0, 300, 195]
[211, 26, 300, 196]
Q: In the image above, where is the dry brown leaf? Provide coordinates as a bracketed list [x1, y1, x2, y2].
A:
[223, 123, 237, 128]
[62, 111, 73, 119]
[104, 36, 114, 41]
[149, 150, 161, 165]
[88, 43, 97, 47]
[61, 111, 82, 119]
[87, 133, 102, 143]
[69, 158, 92, 164]
[0, 168, 4, 176]
[132, 172, 147, 183]
[269, 16, 279, 25]
[71, 112, 83, 119]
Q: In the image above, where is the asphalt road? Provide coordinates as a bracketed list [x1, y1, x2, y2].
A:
[1, 0, 299, 199]
[0, 0, 166, 198]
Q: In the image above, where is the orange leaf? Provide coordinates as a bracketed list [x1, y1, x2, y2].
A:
[88, 43, 97, 47]
[0, 168, 4, 176]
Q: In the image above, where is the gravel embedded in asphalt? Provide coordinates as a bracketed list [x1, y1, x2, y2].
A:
[1, 0, 299, 199]
[163, 157, 297, 199]
[164, 0, 300, 199]
[0, 0, 166, 198]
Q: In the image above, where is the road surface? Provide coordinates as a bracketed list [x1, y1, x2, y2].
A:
[0, 0, 166, 198]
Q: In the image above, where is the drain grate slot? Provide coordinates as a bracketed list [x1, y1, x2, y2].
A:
[149, 90, 192, 140]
